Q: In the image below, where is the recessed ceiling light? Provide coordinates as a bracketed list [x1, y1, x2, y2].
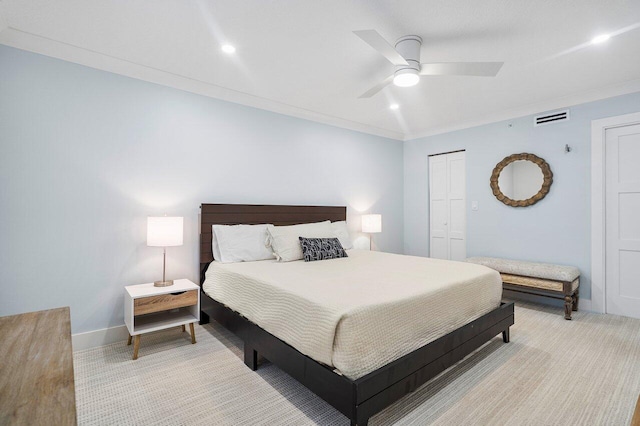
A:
[591, 34, 610, 44]
[389, 104, 399, 110]
[221, 44, 236, 54]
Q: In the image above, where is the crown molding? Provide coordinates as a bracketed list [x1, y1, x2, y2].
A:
[3, 25, 639, 144]
[0, 28, 405, 141]
[404, 78, 640, 141]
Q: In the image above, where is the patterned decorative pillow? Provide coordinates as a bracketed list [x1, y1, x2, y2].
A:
[299, 237, 348, 262]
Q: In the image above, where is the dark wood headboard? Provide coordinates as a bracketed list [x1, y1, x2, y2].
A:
[199, 203, 347, 283]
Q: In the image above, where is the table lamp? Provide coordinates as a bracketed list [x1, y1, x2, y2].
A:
[147, 216, 183, 287]
[362, 214, 382, 250]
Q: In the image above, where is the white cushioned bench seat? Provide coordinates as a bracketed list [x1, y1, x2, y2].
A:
[466, 257, 581, 320]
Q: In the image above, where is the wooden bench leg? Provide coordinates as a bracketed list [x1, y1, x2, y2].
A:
[564, 295, 573, 320]
[181, 324, 186, 332]
[562, 281, 575, 320]
[502, 328, 510, 343]
[127, 334, 132, 345]
[572, 290, 579, 312]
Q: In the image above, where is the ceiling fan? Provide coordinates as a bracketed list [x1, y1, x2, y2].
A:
[354, 30, 504, 98]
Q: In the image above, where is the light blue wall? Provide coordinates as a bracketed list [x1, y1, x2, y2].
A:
[404, 91, 640, 300]
[3, 42, 639, 333]
[0, 45, 404, 333]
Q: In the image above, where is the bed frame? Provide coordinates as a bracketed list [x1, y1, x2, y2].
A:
[199, 203, 514, 426]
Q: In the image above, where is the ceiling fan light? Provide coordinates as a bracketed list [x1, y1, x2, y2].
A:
[393, 70, 420, 87]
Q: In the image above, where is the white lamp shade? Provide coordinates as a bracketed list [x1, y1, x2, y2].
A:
[362, 214, 382, 233]
[147, 217, 183, 247]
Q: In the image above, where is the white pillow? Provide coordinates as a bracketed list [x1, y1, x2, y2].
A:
[266, 221, 335, 262]
[212, 224, 275, 263]
[331, 221, 353, 250]
[211, 225, 223, 261]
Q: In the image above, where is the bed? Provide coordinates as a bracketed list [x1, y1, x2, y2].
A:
[199, 203, 514, 425]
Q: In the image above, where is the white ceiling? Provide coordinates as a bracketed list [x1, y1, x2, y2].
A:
[1, 0, 640, 141]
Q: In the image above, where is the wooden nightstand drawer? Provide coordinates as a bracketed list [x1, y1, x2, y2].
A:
[134, 290, 198, 316]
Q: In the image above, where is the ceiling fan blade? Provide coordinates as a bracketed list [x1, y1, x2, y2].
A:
[419, 62, 504, 77]
[354, 30, 408, 66]
[358, 75, 394, 98]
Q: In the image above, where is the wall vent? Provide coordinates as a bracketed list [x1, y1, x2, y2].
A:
[534, 109, 570, 127]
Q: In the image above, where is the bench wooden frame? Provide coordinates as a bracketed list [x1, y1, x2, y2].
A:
[501, 273, 579, 320]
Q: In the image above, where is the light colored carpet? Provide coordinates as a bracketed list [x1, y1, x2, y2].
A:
[74, 303, 640, 425]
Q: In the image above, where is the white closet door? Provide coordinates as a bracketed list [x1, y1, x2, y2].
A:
[429, 151, 466, 260]
[447, 152, 467, 261]
[429, 155, 448, 259]
[605, 124, 640, 319]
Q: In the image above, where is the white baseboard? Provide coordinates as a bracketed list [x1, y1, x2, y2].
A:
[72, 324, 129, 351]
[579, 298, 593, 312]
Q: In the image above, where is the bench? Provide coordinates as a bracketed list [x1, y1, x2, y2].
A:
[466, 257, 580, 320]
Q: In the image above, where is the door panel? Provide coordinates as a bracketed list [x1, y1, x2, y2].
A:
[430, 200, 447, 238]
[605, 124, 640, 318]
[429, 155, 448, 259]
[619, 193, 640, 240]
[619, 251, 640, 299]
[448, 156, 465, 195]
[618, 134, 640, 182]
[430, 160, 447, 198]
[448, 199, 465, 238]
[450, 239, 466, 262]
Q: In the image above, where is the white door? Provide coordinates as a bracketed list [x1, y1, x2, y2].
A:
[605, 124, 640, 318]
[429, 154, 448, 259]
[429, 151, 466, 260]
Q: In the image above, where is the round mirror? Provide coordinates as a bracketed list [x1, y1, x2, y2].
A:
[498, 160, 544, 200]
[490, 153, 553, 207]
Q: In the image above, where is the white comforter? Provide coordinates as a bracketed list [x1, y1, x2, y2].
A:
[202, 250, 502, 379]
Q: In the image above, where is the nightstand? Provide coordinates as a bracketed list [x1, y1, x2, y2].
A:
[124, 279, 200, 360]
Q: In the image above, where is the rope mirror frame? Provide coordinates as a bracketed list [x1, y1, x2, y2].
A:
[490, 153, 553, 207]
